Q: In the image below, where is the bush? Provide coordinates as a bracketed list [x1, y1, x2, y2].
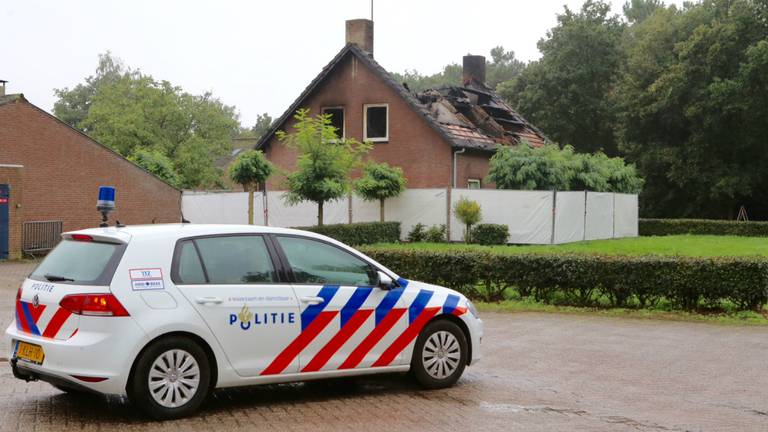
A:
[640, 218, 768, 237]
[407, 223, 427, 242]
[300, 222, 400, 245]
[454, 197, 482, 243]
[358, 247, 768, 310]
[424, 225, 447, 243]
[471, 224, 509, 245]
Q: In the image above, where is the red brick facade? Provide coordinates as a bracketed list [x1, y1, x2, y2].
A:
[262, 52, 493, 191]
[0, 97, 181, 259]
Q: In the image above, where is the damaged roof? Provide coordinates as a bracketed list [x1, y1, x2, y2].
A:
[255, 44, 547, 153]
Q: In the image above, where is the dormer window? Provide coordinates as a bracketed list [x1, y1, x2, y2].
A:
[364, 103, 388, 142]
[321, 106, 345, 139]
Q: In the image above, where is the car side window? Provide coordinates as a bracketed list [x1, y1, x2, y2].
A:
[276, 236, 376, 286]
[189, 235, 278, 284]
[177, 241, 206, 284]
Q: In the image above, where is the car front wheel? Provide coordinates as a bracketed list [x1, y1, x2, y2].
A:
[128, 336, 211, 420]
[410, 319, 467, 389]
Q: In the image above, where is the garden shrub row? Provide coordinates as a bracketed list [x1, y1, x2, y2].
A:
[640, 218, 768, 237]
[300, 222, 400, 245]
[471, 224, 509, 245]
[359, 247, 768, 311]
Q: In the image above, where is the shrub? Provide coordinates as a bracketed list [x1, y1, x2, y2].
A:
[471, 224, 509, 245]
[454, 197, 482, 243]
[424, 225, 447, 243]
[300, 222, 400, 245]
[407, 223, 427, 242]
[358, 247, 768, 310]
[640, 218, 768, 237]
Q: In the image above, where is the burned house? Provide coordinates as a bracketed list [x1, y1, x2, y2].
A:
[256, 19, 546, 190]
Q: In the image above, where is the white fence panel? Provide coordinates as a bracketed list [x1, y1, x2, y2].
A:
[385, 189, 447, 241]
[585, 192, 614, 240]
[614, 193, 639, 238]
[553, 191, 586, 244]
[450, 189, 553, 244]
[351, 195, 381, 223]
[266, 191, 347, 228]
[182, 191, 264, 225]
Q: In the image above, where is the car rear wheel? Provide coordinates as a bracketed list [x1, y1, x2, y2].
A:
[128, 336, 211, 420]
[410, 319, 467, 389]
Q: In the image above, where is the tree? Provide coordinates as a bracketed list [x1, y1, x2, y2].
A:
[500, 1, 625, 155]
[237, 113, 274, 139]
[229, 150, 273, 224]
[128, 147, 181, 188]
[278, 109, 370, 226]
[622, 0, 664, 23]
[354, 162, 407, 222]
[453, 197, 482, 243]
[54, 52, 240, 189]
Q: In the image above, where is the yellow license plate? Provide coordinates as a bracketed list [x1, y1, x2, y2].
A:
[15, 341, 45, 365]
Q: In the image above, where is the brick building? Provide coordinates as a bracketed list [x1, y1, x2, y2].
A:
[0, 90, 182, 259]
[256, 19, 546, 191]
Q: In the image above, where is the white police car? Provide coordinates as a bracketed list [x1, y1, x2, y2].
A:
[6, 224, 483, 419]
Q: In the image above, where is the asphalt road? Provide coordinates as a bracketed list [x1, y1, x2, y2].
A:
[1, 260, 766, 431]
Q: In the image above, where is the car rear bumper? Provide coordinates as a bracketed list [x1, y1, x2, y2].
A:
[5, 317, 147, 396]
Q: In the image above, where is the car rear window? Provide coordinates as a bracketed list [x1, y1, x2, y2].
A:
[30, 240, 124, 285]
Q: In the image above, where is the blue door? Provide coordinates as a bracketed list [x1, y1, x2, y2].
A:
[0, 184, 9, 260]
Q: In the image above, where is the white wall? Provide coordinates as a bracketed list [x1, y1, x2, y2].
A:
[182, 191, 264, 225]
[553, 191, 586, 244]
[614, 193, 639, 238]
[266, 191, 348, 228]
[584, 192, 614, 240]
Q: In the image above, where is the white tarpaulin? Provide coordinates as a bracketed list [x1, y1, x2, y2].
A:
[614, 193, 639, 238]
[266, 191, 348, 228]
[351, 195, 382, 223]
[385, 189, 448, 240]
[182, 191, 264, 225]
[449, 189, 553, 244]
[585, 192, 614, 240]
[553, 191, 586, 244]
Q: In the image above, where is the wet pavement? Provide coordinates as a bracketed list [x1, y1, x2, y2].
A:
[1, 260, 767, 431]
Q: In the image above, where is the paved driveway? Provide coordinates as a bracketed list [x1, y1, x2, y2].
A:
[0, 260, 766, 431]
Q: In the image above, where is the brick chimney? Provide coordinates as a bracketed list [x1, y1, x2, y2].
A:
[346, 19, 374, 56]
[462, 55, 486, 86]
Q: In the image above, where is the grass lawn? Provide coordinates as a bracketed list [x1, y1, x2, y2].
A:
[370, 234, 768, 257]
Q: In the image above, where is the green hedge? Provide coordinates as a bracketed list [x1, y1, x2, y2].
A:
[300, 222, 400, 245]
[640, 218, 768, 237]
[471, 224, 509, 245]
[359, 247, 768, 311]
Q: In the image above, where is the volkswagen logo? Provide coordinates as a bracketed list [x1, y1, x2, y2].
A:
[32, 294, 40, 308]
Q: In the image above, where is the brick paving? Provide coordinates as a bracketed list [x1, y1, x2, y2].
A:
[1, 260, 767, 431]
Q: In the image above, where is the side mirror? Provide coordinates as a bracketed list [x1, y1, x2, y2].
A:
[377, 271, 395, 290]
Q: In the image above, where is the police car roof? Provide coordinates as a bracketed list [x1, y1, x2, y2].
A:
[66, 223, 323, 243]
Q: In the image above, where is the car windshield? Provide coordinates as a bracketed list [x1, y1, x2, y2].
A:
[30, 239, 123, 285]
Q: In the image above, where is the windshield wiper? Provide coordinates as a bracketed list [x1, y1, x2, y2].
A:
[44, 274, 74, 282]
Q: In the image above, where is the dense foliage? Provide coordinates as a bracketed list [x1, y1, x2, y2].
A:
[360, 247, 768, 310]
[471, 224, 509, 245]
[487, 144, 643, 193]
[354, 163, 407, 222]
[453, 197, 482, 243]
[640, 219, 768, 237]
[300, 222, 401, 245]
[229, 150, 273, 224]
[54, 53, 239, 189]
[407, 223, 447, 243]
[278, 110, 371, 225]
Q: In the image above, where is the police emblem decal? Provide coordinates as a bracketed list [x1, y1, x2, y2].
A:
[32, 294, 40, 308]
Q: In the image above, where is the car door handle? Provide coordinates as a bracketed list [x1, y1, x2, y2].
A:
[195, 296, 223, 305]
[300, 296, 324, 305]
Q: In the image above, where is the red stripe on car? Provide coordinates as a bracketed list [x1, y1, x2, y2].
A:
[371, 306, 441, 367]
[339, 308, 407, 370]
[302, 309, 373, 372]
[42, 308, 72, 339]
[261, 310, 337, 375]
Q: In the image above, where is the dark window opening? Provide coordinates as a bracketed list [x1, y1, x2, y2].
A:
[365, 105, 388, 141]
[322, 107, 345, 139]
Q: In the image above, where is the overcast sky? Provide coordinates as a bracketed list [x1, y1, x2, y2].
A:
[1, 0, 684, 127]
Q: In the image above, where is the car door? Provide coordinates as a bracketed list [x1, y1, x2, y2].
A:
[271, 235, 408, 373]
[173, 234, 301, 377]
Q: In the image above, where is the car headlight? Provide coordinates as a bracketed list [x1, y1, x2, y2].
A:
[466, 300, 479, 318]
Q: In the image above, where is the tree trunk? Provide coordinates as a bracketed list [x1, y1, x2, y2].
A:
[247, 188, 254, 225]
[380, 198, 385, 222]
[318, 201, 324, 226]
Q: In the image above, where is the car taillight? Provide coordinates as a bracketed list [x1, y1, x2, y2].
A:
[59, 293, 130, 317]
[70, 234, 93, 242]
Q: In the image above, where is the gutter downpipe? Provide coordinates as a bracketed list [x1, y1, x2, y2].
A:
[453, 148, 466, 188]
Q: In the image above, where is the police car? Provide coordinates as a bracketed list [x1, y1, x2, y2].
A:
[7, 223, 483, 419]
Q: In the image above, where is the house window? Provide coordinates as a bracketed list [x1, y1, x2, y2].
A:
[364, 103, 388, 142]
[467, 179, 481, 189]
[321, 107, 345, 139]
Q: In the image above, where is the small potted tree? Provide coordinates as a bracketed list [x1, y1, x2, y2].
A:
[453, 197, 482, 243]
[229, 150, 273, 225]
[354, 162, 407, 222]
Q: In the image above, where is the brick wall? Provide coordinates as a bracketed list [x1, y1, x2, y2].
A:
[263, 53, 454, 190]
[455, 149, 496, 189]
[0, 98, 181, 257]
[0, 166, 23, 259]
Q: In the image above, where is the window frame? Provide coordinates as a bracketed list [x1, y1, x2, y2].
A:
[321, 106, 345, 139]
[363, 103, 389, 142]
[270, 234, 382, 287]
[467, 179, 481, 189]
[170, 233, 288, 286]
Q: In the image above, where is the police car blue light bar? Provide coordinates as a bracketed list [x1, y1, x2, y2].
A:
[97, 186, 116, 211]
